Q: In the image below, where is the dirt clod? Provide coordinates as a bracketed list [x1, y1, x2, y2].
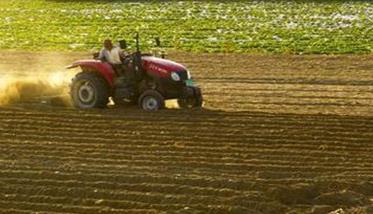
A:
[313, 190, 368, 206]
[269, 183, 320, 205]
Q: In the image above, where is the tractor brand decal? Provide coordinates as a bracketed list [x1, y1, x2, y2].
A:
[149, 63, 167, 74]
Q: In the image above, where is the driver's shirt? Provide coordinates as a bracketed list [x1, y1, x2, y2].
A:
[98, 46, 122, 64]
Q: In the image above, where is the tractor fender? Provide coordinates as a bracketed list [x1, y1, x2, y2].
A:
[66, 60, 115, 86]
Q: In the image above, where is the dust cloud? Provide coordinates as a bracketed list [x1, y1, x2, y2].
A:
[0, 52, 79, 106]
[0, 73, 72, 106]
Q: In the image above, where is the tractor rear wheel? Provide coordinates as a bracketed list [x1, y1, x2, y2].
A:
[71, 71, 109, 109]
[138, 90, 165, 111]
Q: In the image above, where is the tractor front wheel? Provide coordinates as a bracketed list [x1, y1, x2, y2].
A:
[71, 72, 109, 109]
[178, 88, 203, 109]
[138, 90, 165, 111]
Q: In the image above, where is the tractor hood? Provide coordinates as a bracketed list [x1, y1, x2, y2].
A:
[142, 56, 187, 75]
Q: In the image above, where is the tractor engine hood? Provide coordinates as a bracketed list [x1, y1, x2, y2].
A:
[142, 56, 187, 78]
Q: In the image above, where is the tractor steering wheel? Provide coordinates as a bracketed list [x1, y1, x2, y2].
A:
[121, 53, 133, 65]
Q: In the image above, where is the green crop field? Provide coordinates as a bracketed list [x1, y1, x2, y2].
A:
[0, 0, 372, 54]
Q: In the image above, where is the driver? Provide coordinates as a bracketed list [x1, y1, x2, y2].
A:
[98, 39, 126, 76]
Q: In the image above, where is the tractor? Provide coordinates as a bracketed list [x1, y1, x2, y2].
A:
[66, 34, 203, 111]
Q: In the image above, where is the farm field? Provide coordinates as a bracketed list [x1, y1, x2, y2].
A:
[1, 0, 373, 53]
[0, 52, 372, 213]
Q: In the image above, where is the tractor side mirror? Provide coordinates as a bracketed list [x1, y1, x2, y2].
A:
[155, 37, 161, 47]
[154, 37, 165, 58]
[119, 40, 127, 49]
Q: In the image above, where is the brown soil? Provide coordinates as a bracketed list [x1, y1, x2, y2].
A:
[0, 51, 372, 213]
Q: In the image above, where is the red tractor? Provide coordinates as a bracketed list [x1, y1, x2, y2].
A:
[66, 34, 203, 111]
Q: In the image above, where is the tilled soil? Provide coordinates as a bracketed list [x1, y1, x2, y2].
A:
[0, 52, 372, 213]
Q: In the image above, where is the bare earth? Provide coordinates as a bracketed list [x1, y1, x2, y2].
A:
[0, 51, 372, 213]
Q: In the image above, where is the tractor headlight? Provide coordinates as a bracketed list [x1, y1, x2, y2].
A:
[171, 72, 181, 81]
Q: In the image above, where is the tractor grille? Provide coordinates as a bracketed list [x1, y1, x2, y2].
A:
[177, 70, 188, 80]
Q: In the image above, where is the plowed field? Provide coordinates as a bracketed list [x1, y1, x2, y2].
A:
[0, 52, 372, 214]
